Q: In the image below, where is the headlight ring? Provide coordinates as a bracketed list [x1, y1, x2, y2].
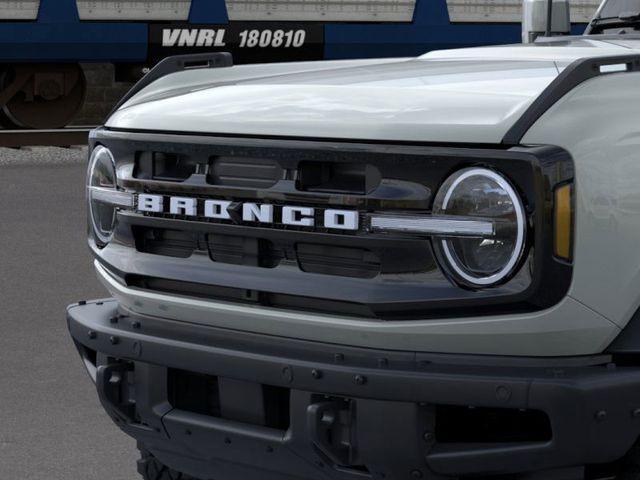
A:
[433, 167, 527, 288]
[87, 145, 119, 246]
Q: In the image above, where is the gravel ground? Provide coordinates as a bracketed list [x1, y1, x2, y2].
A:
[0, 146, 88, 166]
[0, 155, 137, 479]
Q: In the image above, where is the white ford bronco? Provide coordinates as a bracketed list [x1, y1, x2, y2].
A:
[68, 0, 640, 478]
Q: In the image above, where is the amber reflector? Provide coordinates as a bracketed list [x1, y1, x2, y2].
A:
[554, 184, 573, 260]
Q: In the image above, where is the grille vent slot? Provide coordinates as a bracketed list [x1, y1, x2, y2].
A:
[208, 156, 284, 188]
[133, 227, 196, 258]
[134, 151, 196, 182]
[296, 243, 381, 279]
[297, 162, 381, 195]
[208, 234, 282, 268]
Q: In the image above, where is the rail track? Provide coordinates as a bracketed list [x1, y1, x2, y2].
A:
[0, 127, 92, 148]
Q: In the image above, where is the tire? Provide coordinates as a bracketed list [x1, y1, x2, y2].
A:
[136, 443, 640, 480]
[617, 445, 640, 480]
[137, 445, 199, 480]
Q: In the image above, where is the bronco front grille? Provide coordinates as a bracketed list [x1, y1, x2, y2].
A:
[94, 129, 573, 319]
[133, 225, 404, 279]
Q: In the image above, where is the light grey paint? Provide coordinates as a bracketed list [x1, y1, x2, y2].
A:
[118, 58, 410, 108]
[108, 40, 640, 144]
[522, 71, 640, 333]
[420, 40, 640, 62]
[108, 58, 561, 144]
[97, 262, 619, 356]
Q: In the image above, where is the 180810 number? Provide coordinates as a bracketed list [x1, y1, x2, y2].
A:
[238, 29, 307, 48]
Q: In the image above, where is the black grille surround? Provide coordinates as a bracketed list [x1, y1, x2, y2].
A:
[90, 128, 574, 320]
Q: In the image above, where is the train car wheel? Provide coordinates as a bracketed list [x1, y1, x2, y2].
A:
[0, 63, 87, 129]
[0, 66, 20, 128]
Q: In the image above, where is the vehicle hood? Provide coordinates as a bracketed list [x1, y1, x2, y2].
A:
[107, 39, 639, 144]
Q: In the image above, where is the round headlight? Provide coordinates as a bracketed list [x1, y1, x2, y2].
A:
[87, 146, 117, 245]
[433, 168, 526, 287]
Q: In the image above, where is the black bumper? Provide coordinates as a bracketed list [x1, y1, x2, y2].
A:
[68, 300, 640, 480]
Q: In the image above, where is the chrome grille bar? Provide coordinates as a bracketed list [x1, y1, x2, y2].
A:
[89, 186, 134, 208]
[369, 214, 495, 237]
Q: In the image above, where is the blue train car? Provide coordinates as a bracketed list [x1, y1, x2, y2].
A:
[0, 0, 597, 128]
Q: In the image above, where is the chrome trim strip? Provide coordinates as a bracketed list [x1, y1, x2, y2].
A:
[369, 214, 495, 237]
[89, 187, 134, 208]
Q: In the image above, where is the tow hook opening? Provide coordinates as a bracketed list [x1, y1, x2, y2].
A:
[307, 396, 369, 474]
[97, 361, 137, 425]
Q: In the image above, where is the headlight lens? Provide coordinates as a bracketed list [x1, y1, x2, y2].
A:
[433, 168, 526, 287]
[87, 146, 118, 245]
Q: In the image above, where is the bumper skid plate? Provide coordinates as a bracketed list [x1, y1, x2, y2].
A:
[68, 299, 640, 480]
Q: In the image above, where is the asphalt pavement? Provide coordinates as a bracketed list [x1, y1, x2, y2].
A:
[0, 148, 138, 479]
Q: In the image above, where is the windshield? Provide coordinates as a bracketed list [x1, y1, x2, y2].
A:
[597, 0, 640, 18]
[586, 0, 640, 33]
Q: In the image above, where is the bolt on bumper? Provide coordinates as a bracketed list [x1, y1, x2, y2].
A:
[68, 299, 640, 479]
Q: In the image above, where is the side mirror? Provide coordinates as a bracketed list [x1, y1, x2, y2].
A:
[522, 0, 572, 43]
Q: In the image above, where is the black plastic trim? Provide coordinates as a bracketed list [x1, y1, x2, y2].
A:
[608, 305, 640, 355]
[502, 54, 640, 145]
[108, 52, 233, 117]
[69, 299, 640, 480]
